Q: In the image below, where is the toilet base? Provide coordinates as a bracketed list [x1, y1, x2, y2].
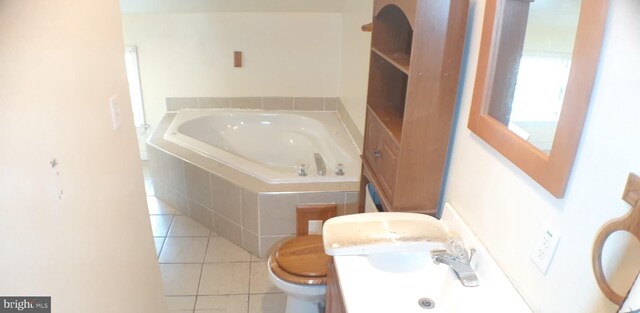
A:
[285, 295, 325, 313]
[267, 255, 326, 313]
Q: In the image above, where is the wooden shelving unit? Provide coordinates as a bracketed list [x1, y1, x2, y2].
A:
[359, 0, 470, 216]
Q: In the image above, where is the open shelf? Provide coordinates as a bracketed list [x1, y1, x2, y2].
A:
[367, 52, 407, 142]
[368, 104, 403, 143]
[371, 47, 410, 74]
[372, 4, 413, 70]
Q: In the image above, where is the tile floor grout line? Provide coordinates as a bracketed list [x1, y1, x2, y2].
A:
[193, 234, 211, 311]
[164, 235, 211, 238]
[156, 235, 165, 262]
[248, 261, 254, 308]
[153, 214, 174, 261]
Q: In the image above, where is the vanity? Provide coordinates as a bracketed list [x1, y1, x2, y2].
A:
[322, 204, 531, 312]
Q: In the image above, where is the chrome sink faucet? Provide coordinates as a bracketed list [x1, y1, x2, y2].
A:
[431, 237, 479, 287]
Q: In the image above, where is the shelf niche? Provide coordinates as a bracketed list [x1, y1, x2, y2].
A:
[372, 5, 413, 72]
[367, 52, 408, 142]
[367, 4, 413, 143]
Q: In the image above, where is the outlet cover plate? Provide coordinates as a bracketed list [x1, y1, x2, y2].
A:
[531, 224, 561, 275]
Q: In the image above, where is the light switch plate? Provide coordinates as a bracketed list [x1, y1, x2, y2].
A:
[531, 224, 561, 275]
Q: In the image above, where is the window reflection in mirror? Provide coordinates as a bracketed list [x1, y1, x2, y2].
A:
[487, 0, 581, 154]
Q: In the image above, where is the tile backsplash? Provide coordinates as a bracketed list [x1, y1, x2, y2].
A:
[166, 97, 340, 112]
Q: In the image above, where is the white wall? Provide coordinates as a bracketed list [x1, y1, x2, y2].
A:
[443, 0, 640, 312]
[0, 1, 166, 312]
[120, 0, 347, 14]
[339, 0, 373, 134]
[121, 13, 342, 129]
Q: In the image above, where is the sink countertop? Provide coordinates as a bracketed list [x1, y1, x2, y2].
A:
[333, 203, 532, 313]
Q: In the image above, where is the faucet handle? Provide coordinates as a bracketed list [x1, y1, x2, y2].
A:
[469, 248, 476, 260]
[297, 163, 309, 177]
[335, 163, 345, 176]
[445, 237, 469, 263]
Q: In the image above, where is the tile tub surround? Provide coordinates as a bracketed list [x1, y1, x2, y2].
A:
[166, 96, 339, 112]
[148, 112, 360, 259]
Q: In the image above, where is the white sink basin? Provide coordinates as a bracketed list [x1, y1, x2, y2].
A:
[323, 212, 449, 256]
[331, 203, 532, 312]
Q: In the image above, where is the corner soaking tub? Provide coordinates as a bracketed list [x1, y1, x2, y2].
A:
[163, 109, 361, 184]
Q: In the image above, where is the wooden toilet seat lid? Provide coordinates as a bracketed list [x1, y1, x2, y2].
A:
[275, 235, 330, 277]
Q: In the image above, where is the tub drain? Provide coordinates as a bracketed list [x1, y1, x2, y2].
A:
[418, 298, 435, 310]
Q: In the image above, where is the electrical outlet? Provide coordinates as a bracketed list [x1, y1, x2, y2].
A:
[531, 224, 561, 275]
[308, 220, 323, 235]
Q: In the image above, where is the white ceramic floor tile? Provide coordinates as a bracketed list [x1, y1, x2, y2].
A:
[199, 263, 250, 295]
[196, 295, 248, 312]
[150, 215, 174, 237]
[159, 263, 203, 296]
[148, 196, 175, 214]
[196, 295, 228, 310]
[154, 237, 165, 258]
[169, 215, 211, 237]
[248, 293, 286, 313]
[205, 237, 251, 263]
[249, 262, 279, 294]
[165, 296, 196, 310]
[159, 237, 209, 263]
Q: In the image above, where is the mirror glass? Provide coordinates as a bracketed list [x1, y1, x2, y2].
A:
[468, 0, 608, 198]
[486, 0, 581, 154]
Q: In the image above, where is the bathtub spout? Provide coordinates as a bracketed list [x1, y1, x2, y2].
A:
[314, 153, 326, 176]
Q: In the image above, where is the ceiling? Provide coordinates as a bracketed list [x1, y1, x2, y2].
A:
[120, 0, 348, 14]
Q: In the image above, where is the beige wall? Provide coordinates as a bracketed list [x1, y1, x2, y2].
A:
[0, 1, 166, 312]
[339, 0, 373, 134]
[121, 13, 342, 130]
[444, 0, 640, 312]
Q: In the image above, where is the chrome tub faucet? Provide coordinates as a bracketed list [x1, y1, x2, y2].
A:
[314, 153, 326, 176]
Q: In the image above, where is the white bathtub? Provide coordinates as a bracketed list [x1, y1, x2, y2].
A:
[164, 109, 361, 183]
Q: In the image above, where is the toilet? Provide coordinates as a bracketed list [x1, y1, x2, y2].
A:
[267, 234, 330, 313]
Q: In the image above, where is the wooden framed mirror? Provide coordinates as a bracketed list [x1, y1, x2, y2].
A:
[468, 0, 609, 198]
